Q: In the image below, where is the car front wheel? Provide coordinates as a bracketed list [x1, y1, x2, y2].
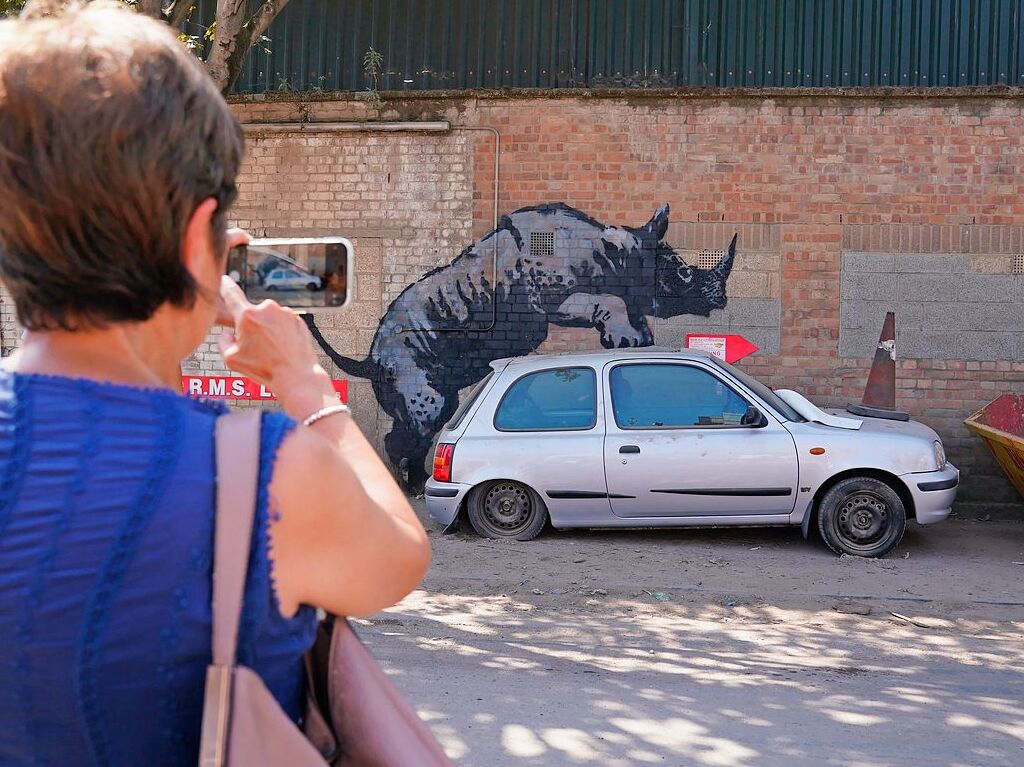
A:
[467, 480, 548, 541]
[817, 476, 906, 558]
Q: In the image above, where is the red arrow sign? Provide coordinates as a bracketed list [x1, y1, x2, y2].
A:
[685, 334, 759, 364]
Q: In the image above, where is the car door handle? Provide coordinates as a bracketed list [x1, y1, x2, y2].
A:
[619, 445, 640, 454]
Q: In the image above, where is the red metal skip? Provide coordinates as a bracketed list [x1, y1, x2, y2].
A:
[964, 394, 1024, 500]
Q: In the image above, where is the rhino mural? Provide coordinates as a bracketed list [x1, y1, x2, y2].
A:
[303, 202, 737, 491]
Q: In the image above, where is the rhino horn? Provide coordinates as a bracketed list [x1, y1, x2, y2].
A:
[713, 233, 738, 279]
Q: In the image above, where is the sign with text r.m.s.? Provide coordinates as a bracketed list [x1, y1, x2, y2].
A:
[182, 375, 348, 402]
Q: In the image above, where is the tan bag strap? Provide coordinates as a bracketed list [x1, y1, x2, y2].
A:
[212, 410, 262, 667]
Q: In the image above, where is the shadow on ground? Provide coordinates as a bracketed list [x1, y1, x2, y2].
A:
[366, 591, 1024, 766]
[366, 516, 1024, 766]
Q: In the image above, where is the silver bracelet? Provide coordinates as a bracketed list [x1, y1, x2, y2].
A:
[302, 403, 350, 427]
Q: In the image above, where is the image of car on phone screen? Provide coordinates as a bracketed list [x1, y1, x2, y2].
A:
[227, 237, 351, 309]
[263, 268, 322, 292]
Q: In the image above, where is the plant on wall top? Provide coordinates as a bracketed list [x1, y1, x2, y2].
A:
[360, 45, 385, 108]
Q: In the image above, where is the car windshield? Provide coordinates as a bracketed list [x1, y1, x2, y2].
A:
[708, 357, 806, 422]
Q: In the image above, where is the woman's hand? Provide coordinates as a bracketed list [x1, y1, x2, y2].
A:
[217, 276, 336, 419]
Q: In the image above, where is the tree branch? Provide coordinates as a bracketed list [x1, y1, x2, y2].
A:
[163, 0, 194, 29]
[205, 0, 289, 94]
[246, 0, 289, 43]
[135, 0, 163, 19]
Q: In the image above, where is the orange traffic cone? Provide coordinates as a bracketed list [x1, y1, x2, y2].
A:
[847, 311, 909, 421]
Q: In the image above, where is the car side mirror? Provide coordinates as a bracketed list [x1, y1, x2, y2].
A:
[741, 405, 767, 427]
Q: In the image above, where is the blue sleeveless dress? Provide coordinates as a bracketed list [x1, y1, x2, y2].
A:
[0, 371, 318, 766]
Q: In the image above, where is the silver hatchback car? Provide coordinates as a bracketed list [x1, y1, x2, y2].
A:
[425, 349, 959, 557]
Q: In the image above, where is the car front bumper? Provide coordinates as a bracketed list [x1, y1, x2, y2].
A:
[906, 462, 959, 525]
[424, 478, 472, 526]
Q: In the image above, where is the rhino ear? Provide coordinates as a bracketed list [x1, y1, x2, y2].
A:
[643, 204, 670, 240]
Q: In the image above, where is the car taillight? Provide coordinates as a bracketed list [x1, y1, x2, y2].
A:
[433, 443, 455, 483]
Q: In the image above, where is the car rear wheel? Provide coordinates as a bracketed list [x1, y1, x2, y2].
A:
[306, 282, 319, 291]
[467, 480, 548, 541]
[817, 476, 906, 558]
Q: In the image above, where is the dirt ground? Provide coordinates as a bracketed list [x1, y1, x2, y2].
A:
[362, 502, 1024, 767]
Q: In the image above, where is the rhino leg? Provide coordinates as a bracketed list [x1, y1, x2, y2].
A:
[377, 367, 460, 492]
[385, 425, 434, 493]
[554, 293, 653, 348]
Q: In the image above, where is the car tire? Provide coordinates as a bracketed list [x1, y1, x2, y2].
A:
[467, 480, 548, 541]
[817, 476, 906, 558]
[306, 282, 319, 291]
[266, 285, 278, 291]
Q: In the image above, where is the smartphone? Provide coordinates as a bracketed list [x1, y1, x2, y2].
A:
[227, 237, 353, 309]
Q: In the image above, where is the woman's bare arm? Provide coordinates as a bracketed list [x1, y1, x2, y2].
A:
[217, 277, 430, 617]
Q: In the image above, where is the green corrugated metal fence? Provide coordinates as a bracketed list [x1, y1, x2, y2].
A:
[188, 0, 1024, 93]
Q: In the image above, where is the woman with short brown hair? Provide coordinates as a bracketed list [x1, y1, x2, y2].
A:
[0, 4, 430, 764]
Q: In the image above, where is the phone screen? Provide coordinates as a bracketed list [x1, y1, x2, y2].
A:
[227, 237, 352, 309]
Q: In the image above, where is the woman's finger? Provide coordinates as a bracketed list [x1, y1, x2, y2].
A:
[214, 294, 235, 327]
[219, 275, 251, 324]
[224, 228, 251, 254]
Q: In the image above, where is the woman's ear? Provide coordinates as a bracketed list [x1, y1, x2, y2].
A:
[181, 197, 220, 283]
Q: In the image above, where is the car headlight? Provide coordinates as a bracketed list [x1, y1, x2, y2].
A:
[933, 440, 947, 470]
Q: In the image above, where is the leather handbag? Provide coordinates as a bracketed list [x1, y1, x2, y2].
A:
[198, 411, 452, 767]
[302, 617, 453, 766]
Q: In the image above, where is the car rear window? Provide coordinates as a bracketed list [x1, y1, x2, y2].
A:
[494, 367, 596, 431]
[446, 371, 494, 430]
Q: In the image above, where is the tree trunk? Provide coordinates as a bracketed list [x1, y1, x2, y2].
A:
[205, 0, 290, 95]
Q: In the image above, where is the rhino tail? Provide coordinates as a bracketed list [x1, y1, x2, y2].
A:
[301, 313, 377, 380]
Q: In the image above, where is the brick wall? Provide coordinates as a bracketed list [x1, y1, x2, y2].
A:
[4, 93, 1022, 506]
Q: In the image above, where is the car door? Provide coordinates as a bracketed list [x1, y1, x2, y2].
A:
[282, 269, 302, 289]
[603, 361, 799, 518]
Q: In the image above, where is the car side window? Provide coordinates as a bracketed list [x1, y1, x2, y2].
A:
[610, 364, 750, 428]
[494, 367, 596, 431]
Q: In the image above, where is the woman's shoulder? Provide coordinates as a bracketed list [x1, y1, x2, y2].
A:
[0, 369, 227, 416]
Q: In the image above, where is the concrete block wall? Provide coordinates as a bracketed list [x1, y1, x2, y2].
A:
[657, 222, 782, 355]
[836, 224, 1024, 503]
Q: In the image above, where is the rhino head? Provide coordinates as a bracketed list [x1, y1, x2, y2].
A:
[632, 204, 736, 318]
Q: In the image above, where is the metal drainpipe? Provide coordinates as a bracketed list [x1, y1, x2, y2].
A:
[444, 125, 500, 333]
[239, 119, 502, 334]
